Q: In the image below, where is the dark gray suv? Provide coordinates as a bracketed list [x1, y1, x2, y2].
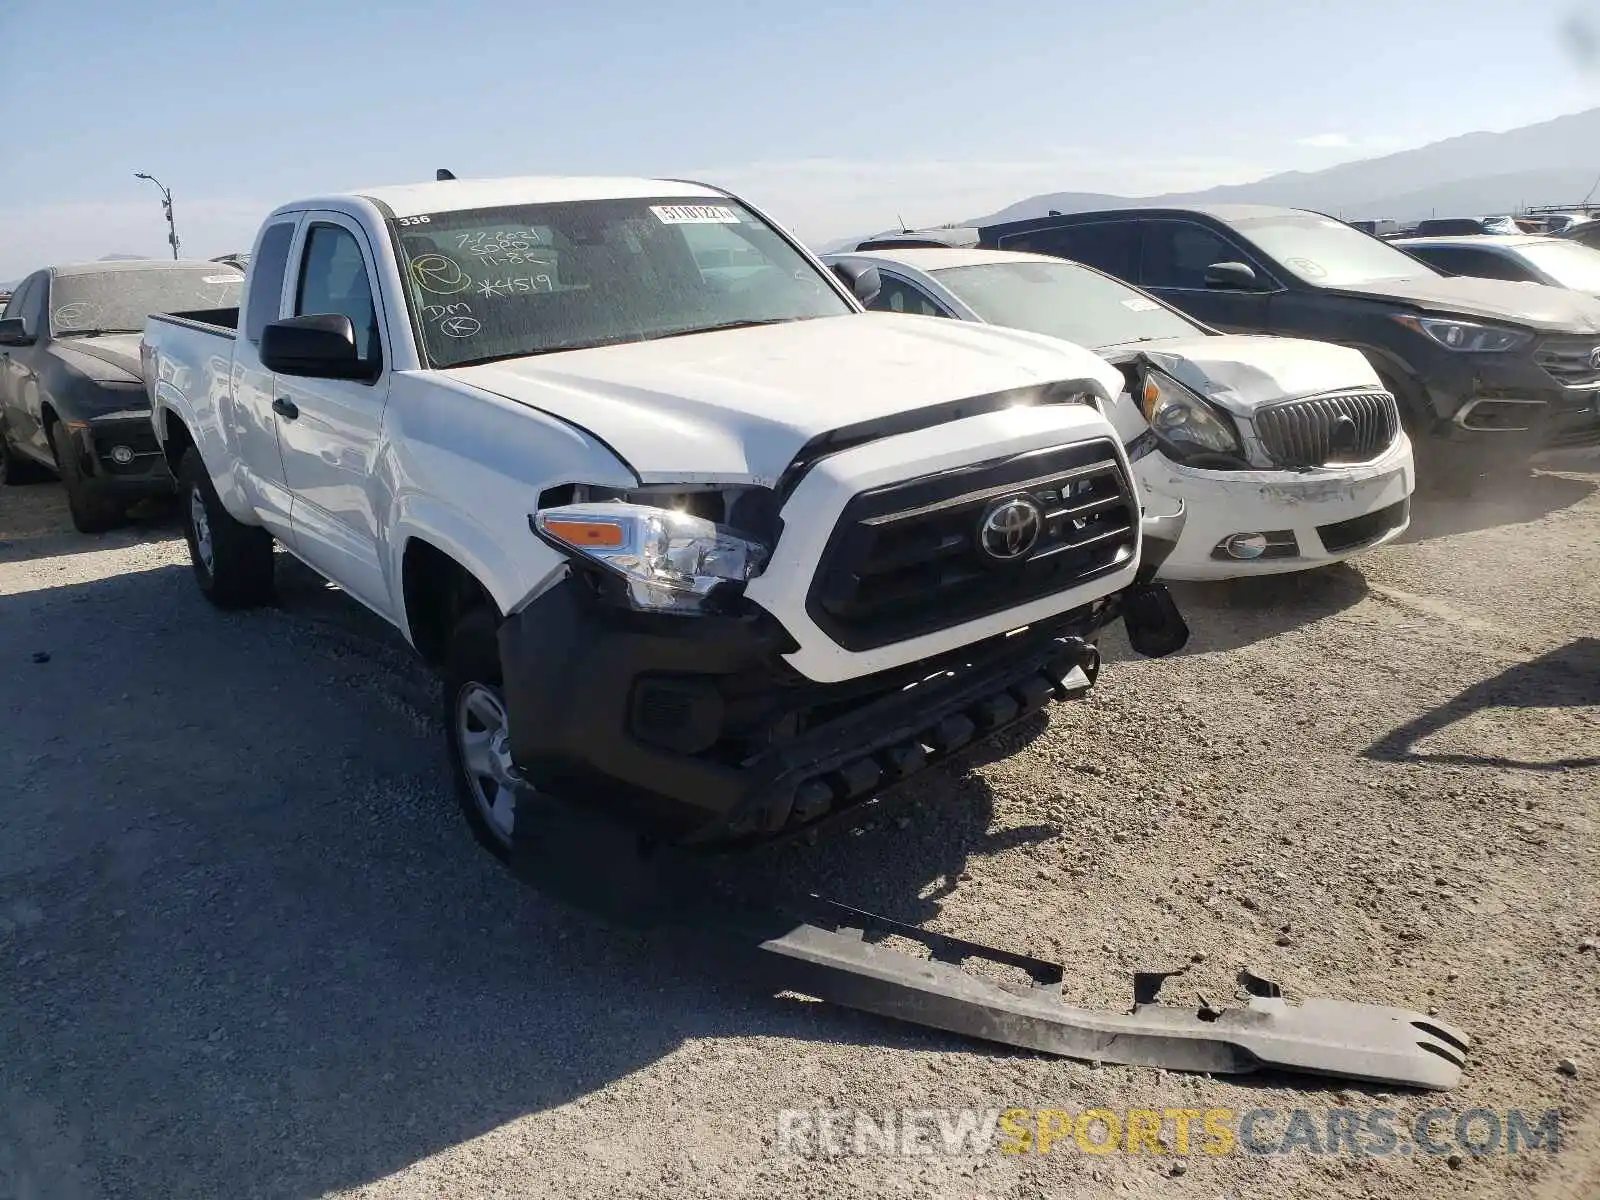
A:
[970, 204, 1600, 481]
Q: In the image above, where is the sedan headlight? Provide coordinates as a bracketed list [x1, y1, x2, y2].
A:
[1137, 370, 1244, 461]
[1393, 315, 1533, 354]
[532, 501, 769, 614]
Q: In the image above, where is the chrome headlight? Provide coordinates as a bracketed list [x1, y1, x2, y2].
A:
[1393, 315, 1533, 354]
[1137, 369, 1244, 461]
[532, 501, 770, 614]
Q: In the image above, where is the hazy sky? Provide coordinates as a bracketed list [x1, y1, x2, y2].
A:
[1, 0, 1597, 279]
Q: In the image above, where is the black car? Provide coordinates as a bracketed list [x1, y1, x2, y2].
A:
[972, 204, 1600, 479]
[0, 260, 244, 531]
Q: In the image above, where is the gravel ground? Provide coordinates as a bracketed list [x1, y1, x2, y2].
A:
[1, 453, 1597, 1200]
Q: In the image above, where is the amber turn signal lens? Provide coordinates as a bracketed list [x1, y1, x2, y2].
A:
[543, 519, 625, 548]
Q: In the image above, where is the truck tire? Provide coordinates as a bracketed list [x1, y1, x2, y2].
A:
[48, 422, 125, 533]
[443, 606, 519, 863]
[177, 445, 276, 608]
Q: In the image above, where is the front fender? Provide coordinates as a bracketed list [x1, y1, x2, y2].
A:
[380, 375, 642, 628]
[387, 493, 566, 636]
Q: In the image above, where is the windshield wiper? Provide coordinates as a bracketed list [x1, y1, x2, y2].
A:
[640, 317, 800, 343]
[55, 328, 137, 339]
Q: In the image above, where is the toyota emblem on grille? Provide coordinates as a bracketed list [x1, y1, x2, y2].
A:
[1329, 413, 1359, 455]
[979, 497, 1044, 561]
[1589, 346, 1600, 370]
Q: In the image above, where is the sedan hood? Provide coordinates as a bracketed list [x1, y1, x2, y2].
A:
[445, 313, 1125, 484]
[52, 333, 144, 383]
[1331, 274, 1600, 333]
[1108, 333, 1382, 415]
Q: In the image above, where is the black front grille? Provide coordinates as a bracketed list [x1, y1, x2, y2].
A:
[1534, 338, 1600, 388]
[1317, 498, 1410, 554]
[1254, 389, 1400, 468]
[806, 439, 1138, 652]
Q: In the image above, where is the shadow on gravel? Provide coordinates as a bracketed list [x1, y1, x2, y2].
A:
[1401, 468, 1596, 543]
[0, 482, 181, 566]
[0, 561, 1048, 1199]
[1135, 562, 1371, 657]
[1365, 637, 1600, 770]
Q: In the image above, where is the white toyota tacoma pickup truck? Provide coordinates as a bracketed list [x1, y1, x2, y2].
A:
[140, 174, 1189, 860]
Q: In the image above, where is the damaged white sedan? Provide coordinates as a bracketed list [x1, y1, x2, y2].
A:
[820, 247, 1417, 580]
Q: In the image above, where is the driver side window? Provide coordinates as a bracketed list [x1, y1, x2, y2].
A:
[868, 274, 949, 317]
[295, 223, 382, 370]
[2, 276, 37, 322]
[1141, 222, 1256, 290]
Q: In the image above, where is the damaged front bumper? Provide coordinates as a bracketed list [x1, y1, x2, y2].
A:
[499, 580, 1112, 848]
[497, 511, 1189, 849]
[67, 411, 175, 494]
[1134, 436, 1415, 581]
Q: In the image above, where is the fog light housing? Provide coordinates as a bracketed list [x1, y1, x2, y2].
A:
[1223, 533, 1268, 560]
[109, 445, 135, 465]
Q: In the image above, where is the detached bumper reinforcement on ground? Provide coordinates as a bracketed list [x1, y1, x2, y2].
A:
[728, 897, 1469, 1091]
[507, 800, 1469, 1091]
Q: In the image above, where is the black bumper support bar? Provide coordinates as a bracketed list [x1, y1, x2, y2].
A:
[730, 896, 1469, 1091]
[506, 804, 1468, 1091]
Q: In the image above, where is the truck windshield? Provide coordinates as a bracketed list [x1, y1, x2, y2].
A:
[389, 197, 853, 368]
[1226, 212, 1442, 287]
[931, 258, 1203, 349]
[49, 266, 244, 335]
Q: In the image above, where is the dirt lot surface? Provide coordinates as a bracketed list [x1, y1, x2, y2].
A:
[2, 453, 1597, 1200]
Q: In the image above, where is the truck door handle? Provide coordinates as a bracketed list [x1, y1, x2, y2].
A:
[272, 397, 299, 420]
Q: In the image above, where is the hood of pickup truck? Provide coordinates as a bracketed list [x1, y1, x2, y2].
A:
[1110, 333, 1381, 416]
[53, 333, 144, 383]
[444, 313, 1124, 484]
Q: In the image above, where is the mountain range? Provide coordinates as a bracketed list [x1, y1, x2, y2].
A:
[825, 105, 1600, 248]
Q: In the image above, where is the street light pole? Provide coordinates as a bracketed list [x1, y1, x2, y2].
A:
[133, 172, 180, 260]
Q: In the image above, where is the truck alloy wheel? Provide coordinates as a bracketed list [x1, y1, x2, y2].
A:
[454, 681, 519, 846]
[189, 485, 215, 577]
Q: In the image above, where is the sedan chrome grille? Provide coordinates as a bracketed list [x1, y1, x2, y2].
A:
[1254, 389, 1401, 468]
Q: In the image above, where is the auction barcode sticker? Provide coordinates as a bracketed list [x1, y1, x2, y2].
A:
[650, 204, 741, 225]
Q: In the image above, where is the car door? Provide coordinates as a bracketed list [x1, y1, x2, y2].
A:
[0, 275, 53, 462]
[0, 276, 39, 450]
[227, 216, 302, 546]
[273, 214, 394, 615]
[1137, 219, 1276, 332]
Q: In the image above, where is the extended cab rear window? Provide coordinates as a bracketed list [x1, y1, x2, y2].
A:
[387, 197, 851, 368]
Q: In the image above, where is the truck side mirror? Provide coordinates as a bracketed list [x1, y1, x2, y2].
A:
[0, 316, 36, 346]
[260, 314, 373, 381]
[830, 262, 883, 306]
[1203, 261, 1258, 291]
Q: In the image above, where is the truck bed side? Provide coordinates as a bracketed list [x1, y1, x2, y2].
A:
[140, 310, 254, 522]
